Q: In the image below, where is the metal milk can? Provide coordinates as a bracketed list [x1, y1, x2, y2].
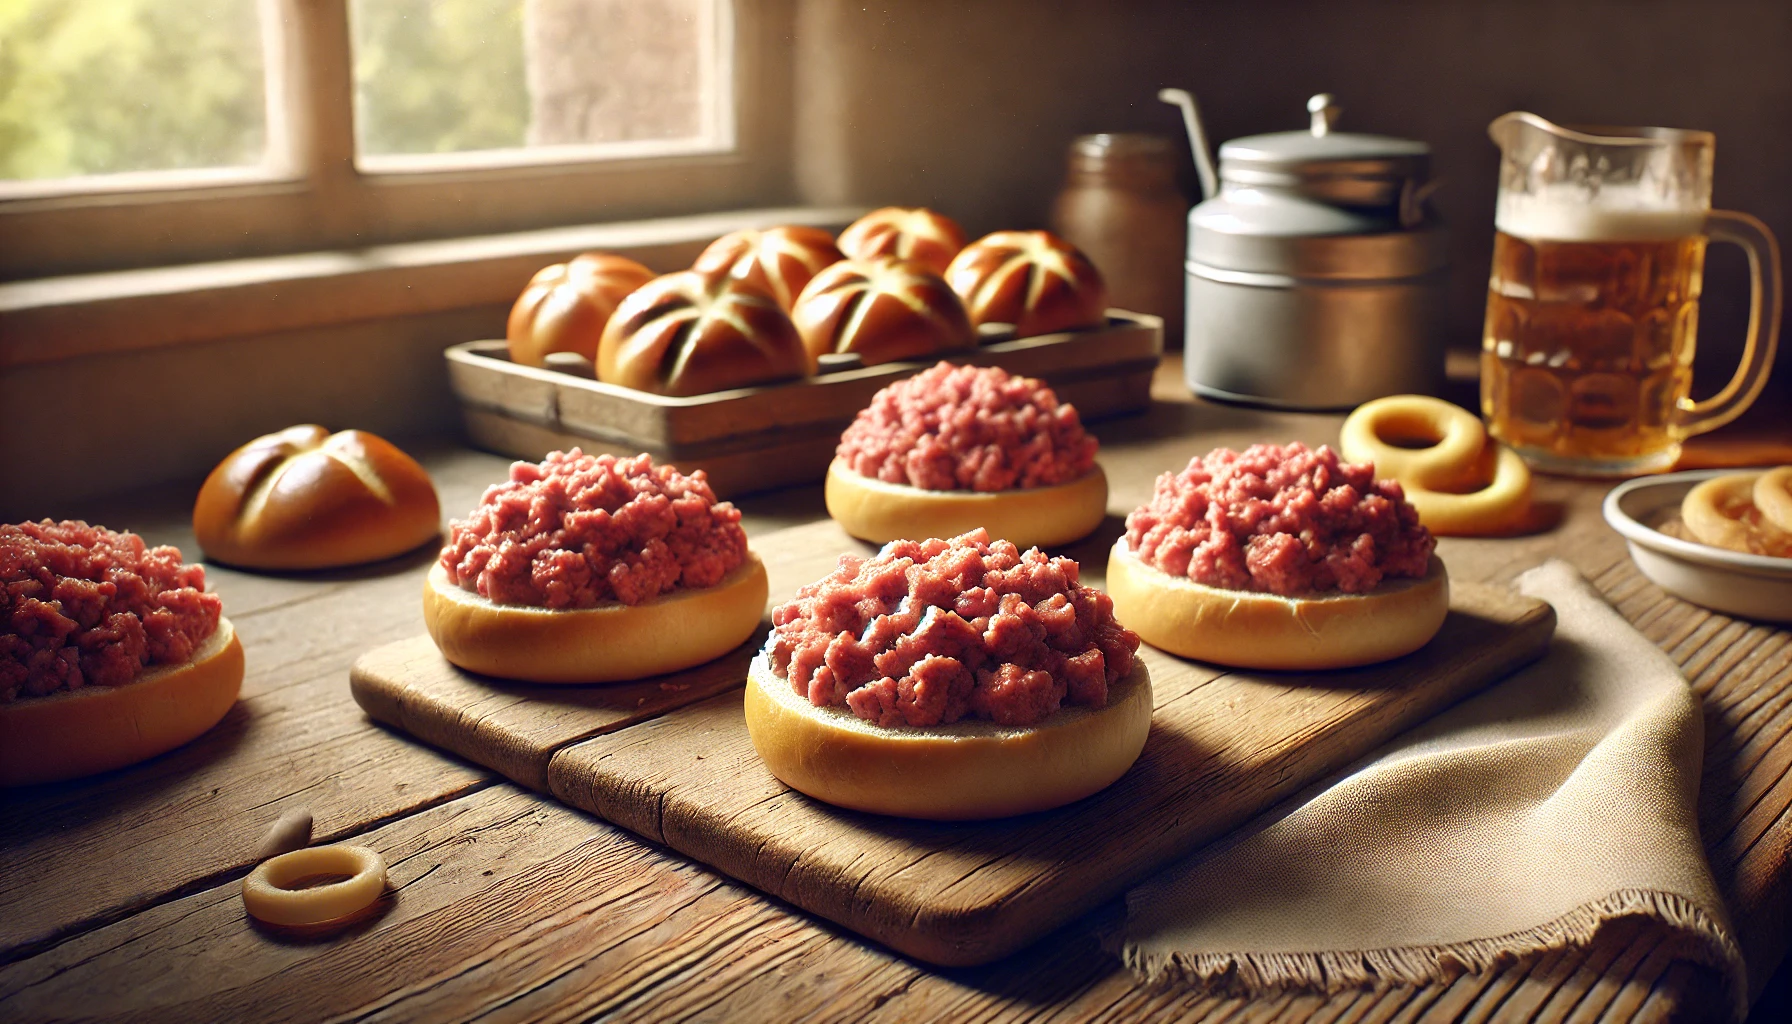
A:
[1161, 91, 1448, 409]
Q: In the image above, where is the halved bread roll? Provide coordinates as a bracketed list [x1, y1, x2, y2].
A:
[1106, 544, 1450, 670]
[1, 617, 244, 787]
[825, 458, 1108, 550]
[744, 651, 1152, 820]
[422, 556, 768, 684]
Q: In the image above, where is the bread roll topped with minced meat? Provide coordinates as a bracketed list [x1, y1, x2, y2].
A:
[2, 521, 243, 786]
[425, 450, 767, 683]
[745, 529, 1150, 820]
[826, 362, 1109, 549]
[1107, 442, 1448, 671]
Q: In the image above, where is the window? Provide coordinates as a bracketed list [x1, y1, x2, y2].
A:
[352, 0, 731, 169]
[0, 0, 269, 184]
[0, 0, 789, 281]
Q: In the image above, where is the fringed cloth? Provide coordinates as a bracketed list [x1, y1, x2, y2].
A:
[1119, 561, 1745, 1018]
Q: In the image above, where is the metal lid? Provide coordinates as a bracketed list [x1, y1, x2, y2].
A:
[1218, 94, 1431, 208]
[1187, 215, 1449, 280]
[1187, 180, 1449, 279]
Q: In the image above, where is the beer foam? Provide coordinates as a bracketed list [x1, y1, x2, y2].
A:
[1496, 187, 1705, 242]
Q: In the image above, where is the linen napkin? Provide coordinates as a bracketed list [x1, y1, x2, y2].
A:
[1120, 560, 1746, 1016]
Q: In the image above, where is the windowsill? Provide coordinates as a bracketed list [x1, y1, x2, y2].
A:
[0, 165, 293, 204]
[0, 204, 862, 369]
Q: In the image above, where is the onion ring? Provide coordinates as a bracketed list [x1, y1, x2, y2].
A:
[243, 845, 387, 927]
[1682, 472, 1792, 556]
[1401, 442, 1534, 536]
[1754, 466, 1792, 534]
[1340, 395, 1488, 492]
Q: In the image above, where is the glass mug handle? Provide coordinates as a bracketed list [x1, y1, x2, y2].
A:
[1679, 210, 1783, 437]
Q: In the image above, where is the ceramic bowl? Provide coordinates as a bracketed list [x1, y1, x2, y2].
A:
[1603, 469, 1792, 623]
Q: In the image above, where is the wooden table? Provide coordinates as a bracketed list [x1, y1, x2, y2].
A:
[4, 360, 1789, 1023]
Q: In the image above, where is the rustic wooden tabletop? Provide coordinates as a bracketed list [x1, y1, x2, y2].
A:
[3, 358, 1788, 1023]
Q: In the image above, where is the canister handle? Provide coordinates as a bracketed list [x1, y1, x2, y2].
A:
[1679, 211, 1783, 437]
[1157, 88, 1219, 201]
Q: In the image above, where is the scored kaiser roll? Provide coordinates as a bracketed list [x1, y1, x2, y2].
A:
[193, 425, 441, 571]
[424, 450, 766, 683]
[944, 229, 1109, 338]
[744, 530, 1150, 820]
[692, 225, 844, 311]
[835, 206, 968, 276]
[597, 266, 812, 397]
[1109, 442, 1449, 671]
[790, 256, 976, 367]
[505, 252, 655, 367]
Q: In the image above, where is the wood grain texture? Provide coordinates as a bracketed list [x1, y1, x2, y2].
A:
[463, 358, 1157, 500]
[447, 312, 1162, 497]
[4, 356, 1789, 1021]
[0, 553, 490, 965]
[448, 312, 1162, 448]
[0, 783, 1719, 1024]
[349, 633, 765, 792]
[547, 578, 1554, 966]
[0, 596, 1774, 1024]
[0, 445, 845, 968]
[347, 517, 869, 791]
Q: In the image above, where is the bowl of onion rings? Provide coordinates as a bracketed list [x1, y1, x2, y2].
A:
[1604, 468, 1792, 623]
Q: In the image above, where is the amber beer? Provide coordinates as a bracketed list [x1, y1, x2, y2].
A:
[1481, 207, 1708, 475]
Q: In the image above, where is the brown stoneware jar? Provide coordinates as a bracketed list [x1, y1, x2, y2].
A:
[1050, 133, 1189, 344]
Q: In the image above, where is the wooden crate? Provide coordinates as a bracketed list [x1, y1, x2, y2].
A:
[446, 311, 1162, 496]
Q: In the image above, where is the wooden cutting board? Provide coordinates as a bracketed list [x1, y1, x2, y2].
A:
[351, 519, 1555, 966]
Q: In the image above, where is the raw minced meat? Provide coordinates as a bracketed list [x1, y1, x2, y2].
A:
[766, 529, 1139, 728]
[835, 362, 1098, 491]
[2, 521, 221, 701]
[440, 450, 747, 608]
[1123, 442, 1433, 597]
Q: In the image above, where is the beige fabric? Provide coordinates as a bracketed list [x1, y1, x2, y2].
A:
[1121, 560, 1746, 1016]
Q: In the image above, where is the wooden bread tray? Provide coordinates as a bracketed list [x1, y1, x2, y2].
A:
[446, 311, 1162, 497]
[352, 519, 1555, 966]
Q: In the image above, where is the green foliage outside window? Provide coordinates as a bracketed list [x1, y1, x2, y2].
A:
[351, 0, 529, 157]
[0, 0, 712, 183]
[0, 0, 532, 181]
[0, 0, 266, 180]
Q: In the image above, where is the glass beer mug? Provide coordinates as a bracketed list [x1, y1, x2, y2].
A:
[1482, 113, 1782, 476]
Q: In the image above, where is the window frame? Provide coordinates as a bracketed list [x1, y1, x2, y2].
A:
[0, 0, 792, 282]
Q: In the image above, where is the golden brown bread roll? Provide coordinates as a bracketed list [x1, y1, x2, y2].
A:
[597, 267, 812, 396]
[1106, 545, 1450, 671]
[193, 426, 441, 570]
[944, 230, 1109, 338]
[506, 253, 655, 367]
[744, 651, 1152, 820]
[2, 520, 244, 787]
[692, 226, 844, 309]
[2, 617, 243, 787]
[424, 557, 768, 684]
[790, 257, 976, 367]
[836, 207, 967, 276]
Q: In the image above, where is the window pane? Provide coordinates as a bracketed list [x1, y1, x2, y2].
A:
[0, 0, 267, 181]
[351, 0, 728, 163]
